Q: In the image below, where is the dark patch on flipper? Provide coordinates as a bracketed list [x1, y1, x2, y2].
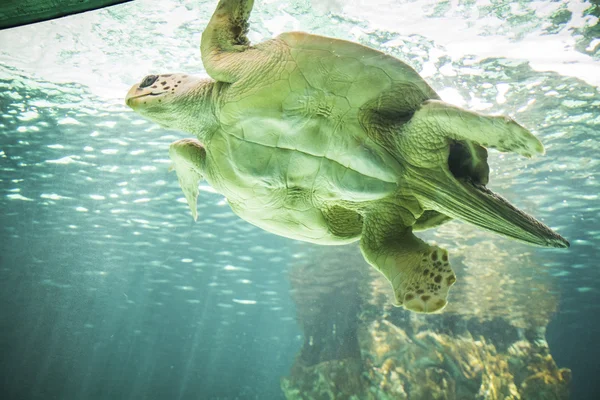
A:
[213, 0, 253, 47]
[448, 141, 489, 185]
[401, 246, 456, 313]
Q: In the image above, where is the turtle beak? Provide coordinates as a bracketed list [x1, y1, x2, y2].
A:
[126, 84, 168, 109]
[125, 84, 142, 109]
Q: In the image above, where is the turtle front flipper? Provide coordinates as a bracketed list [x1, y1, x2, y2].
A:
[395, 99, 569, 248]
[200, 0, 261, 82]
[169, 139, 207, 221]
[359, 202, 456, 313]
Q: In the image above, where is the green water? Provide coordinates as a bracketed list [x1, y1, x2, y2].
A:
[0, 1, 598, 399]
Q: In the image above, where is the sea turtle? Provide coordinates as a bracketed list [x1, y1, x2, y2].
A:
[125, 0, 569, 313]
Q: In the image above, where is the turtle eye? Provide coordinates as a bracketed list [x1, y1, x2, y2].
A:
[140, 75, 158, 88]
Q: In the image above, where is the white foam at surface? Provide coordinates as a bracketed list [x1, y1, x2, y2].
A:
[342, 0, 600, 87]
[0, 0, 597, 106]
[437, 88, 465, 107]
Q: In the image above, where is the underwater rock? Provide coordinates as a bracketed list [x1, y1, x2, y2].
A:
[282, 243, 570, 399]
[359, 319, 569, 399]
[508, 339, 571, 399]
[288, 246, 364, 366]
[281, 358, 367, 400]
[282, 318, 569, 399]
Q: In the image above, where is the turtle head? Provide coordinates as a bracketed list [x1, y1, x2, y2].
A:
[126, 73, 215, 135]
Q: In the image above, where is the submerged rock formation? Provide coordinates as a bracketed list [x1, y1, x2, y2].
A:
[358, 320, 570, 400]
[281, 239, 570, 399]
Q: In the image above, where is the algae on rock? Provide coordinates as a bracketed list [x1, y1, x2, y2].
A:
[281, 243, 570, 399]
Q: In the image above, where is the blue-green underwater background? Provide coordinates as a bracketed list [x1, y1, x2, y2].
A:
[0, 72, 303, 399]
[1, 0, 599, 399]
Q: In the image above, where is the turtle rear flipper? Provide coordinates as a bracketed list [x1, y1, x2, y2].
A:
[360, 204, 456, 313]
[169, 139, 207, 221]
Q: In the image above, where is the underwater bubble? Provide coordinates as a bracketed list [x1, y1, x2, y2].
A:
[7, 193, 33, 201]
[577, 287, 593, 293]
[232, 299, 257, 305]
